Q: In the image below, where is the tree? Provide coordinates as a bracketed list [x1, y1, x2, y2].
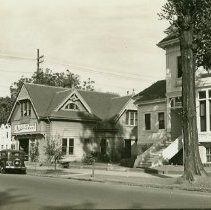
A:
[160, 0, 211, 181]
[80, 78, 95, 91]
[10, 76, 32, 101]
[44, 137, 63, 170]
[0, 97, 13, 125]
[10, 68, 95, 99]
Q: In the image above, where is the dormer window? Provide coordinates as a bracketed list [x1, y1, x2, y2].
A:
[64, 103, 79, 111]
[177, 56, 182, 78]
[20, 100, 31, 117]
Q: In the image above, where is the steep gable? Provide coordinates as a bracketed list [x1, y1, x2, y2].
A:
[24, 83, 67, 118]
[108, 95, 132, 119]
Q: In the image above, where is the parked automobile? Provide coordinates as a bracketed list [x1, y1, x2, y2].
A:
[0, 149, 27, 174]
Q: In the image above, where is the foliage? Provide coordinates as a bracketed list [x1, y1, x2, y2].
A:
[159, 0, 211, 70]
[82, 153, 95, 165]
[159, 0, 211, 181]
[120, 157, 136, 168]
[79, 77, 95, 91]
[10, 68, 95, 100]
[97, 153, 111, 163]
[30, 141, 39, 162]
[44, 137, 63, 170]
[0, 97, 13, 125]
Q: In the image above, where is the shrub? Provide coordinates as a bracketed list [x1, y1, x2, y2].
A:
[120, 157, 136, 168]
[82, 153, 95, 165]
[98, 153, 111, 163]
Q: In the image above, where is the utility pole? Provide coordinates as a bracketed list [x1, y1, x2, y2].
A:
[37, 49, 44, 72]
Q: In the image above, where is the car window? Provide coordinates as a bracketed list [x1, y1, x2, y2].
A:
[11, 152, 20, 157]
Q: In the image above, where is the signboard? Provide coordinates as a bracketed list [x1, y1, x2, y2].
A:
[14, 123, 37, 134]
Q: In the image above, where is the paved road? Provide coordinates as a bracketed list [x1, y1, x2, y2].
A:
[0, 174, 211, 210]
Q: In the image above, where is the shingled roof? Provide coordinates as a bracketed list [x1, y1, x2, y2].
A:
[21, 83, 132, 121]
[157, 32, 179, 49]
[134, 80, 166, 103]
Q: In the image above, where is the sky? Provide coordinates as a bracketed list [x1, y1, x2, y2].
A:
[0, 0, 169, 97]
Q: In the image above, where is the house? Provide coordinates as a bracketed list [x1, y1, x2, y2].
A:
[134, 32, 211, 167]
[0, 124, 12, 150]
[8, 83, 138, 162]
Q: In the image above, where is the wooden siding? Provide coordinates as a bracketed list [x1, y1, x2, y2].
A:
[50, 121, 96, 161]
[137, 101, 167, 144]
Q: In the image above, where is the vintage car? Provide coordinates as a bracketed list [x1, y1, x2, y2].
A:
[0, 149, 27, 174]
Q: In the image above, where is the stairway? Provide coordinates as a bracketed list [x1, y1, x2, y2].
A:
[134, 136, 183, 168]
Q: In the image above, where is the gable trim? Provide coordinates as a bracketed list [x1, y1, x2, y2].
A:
[55, 89, 92, 114]
[7, 84, 39, 122]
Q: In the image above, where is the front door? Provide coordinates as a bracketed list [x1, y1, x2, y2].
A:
[19, 139, 29, 160]
[124, 139, 131, 158]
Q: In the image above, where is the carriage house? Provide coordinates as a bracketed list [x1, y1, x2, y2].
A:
[8, 83, 137, 162]
[134, 33, 211, 168]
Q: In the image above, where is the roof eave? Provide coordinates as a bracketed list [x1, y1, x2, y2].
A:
[157, 38, 179, 49]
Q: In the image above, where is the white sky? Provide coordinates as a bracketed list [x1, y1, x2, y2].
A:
[0, 0, 169, 97]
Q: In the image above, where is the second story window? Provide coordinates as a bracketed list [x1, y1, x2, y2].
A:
[158, 112, 165, 129]
[20, 101, 31, 117]
[177, 56, 182, 78]
[145, 113, 151, 130]
[199, 91, 207, 132]
[126, 111, 137, 126]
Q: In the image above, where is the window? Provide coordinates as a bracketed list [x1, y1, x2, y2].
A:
[20, 101, 31, 117]
[28, 103, 31, 116]
[125, 111, 137, 126]
[158, 112, 165, 129]
[64, 103, 79, 110]
[62, 138, 74, 155]
[145, 114, 151, 130]
[206, 147, 211, 162]
[69, 139, 74, 155]
[62, 138, 67, 155]
[199, 90, 207, 132]
[177, 56, 182, 78]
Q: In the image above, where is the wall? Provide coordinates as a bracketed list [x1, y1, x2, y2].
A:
[166, 44, 181, 95]
[50, 120, 96, 161]
[0, 124, 12, 150]
[137, 100, 167, 145]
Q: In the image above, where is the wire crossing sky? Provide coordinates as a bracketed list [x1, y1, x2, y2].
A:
[0, 0, 168, 97]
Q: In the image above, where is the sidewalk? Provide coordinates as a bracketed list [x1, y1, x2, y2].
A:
[25, 163, 211, 193]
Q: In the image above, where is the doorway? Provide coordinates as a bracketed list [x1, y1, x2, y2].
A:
[19, 139, 29, 160]
[124, 139, 131, 158]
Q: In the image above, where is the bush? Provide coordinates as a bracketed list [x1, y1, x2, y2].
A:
[82, 154, 95, 165]
[120, 157, 136, 168]
[98, 153, 111, 163]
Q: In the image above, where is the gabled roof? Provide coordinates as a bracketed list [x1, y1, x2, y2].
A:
[134, 80, 166, 103]
[24, 83, 67, 118]
[12, 83, 132, 122]
[78, 90, 119, 119]
[108, 95, 132, 119]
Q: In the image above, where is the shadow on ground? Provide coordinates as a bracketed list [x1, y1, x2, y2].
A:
[42, 201, 96, 210]
[0, 188, 30, 208]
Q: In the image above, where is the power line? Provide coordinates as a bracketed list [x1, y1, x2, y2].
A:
[0, 54, 35, 61]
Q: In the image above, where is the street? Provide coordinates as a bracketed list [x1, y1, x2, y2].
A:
[0, 174, 211, 209]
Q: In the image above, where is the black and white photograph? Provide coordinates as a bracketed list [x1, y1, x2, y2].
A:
[0, 0, 211, 209]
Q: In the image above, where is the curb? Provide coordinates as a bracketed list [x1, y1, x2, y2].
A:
[26, 171, 211, 194]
